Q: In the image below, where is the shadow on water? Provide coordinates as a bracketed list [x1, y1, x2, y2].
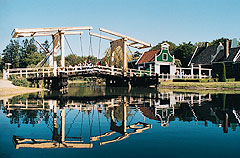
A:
[0, 84, 240, 157]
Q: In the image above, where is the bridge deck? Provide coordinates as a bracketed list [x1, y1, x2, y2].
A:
[4, 65, 211, 80]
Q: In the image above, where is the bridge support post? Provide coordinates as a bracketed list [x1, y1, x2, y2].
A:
[122, 38, 128, 76]
[60, 32, 65, 68]
[52, 34, 59, 77]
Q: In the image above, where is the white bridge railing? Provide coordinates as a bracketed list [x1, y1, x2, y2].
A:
[3, 65, 156, 79]
[3, 65, 211, 80]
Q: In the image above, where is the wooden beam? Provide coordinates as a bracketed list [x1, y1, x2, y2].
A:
[13, 31, 84, 38]
[99, 28, 152, 47]
[90, 32, 141, 49]
[89, 32, 116, 41]
[12, 26, 91, 38]
[128, 42, 138, 46]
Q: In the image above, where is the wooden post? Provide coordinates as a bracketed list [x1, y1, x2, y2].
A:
[2, 69, 7, 79]
[61, 107, 65, 142]
[191, 65, 194, 78]
[26, 69, 28, 78]
[150, 64, 152, 76]
[43, 68, 45, 78]
[123, 96, 127, 134]
[122, 38, 127, 75]
[60, 32, 65, 68]
[209, 69, 212, 78]
[52, 34, 59, 77]
[20, 70, 22, 77]
[198, 65, 202, 79]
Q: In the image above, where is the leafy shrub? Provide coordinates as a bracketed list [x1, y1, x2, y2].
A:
[219, 62, 226, 82]
[173, 78, 215, 82]
[8, 74, 17, 81]
[12, 77, 29, 87]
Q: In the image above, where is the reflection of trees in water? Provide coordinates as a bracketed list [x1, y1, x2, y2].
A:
[9, 110, 50, 127]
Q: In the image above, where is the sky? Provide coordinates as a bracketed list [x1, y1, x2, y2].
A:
[0, 0, 239, 58]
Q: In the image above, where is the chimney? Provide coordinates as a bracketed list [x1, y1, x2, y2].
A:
[224, 39, 229, 59]
[205, 42, 209, 48]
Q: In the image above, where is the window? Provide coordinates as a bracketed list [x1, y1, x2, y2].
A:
[162, 53, 168, 61]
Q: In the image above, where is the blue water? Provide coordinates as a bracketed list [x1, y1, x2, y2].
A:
[0, 86, 240, 158]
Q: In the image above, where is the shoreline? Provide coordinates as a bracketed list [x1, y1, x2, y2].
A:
[158, 81, 240, 94]
[0, 79, 45, 100]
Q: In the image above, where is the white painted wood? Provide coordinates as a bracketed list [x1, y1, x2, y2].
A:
[99, 28, 151, 47]
[12, 27, 92, 38]
[60, 33, 65, 68]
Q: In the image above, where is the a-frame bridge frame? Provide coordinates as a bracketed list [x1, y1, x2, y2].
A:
[12, 26, 93, 76]
[90, 28, 152, 74]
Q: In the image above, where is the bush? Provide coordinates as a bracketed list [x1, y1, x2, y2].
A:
[173, 78, 215, 82]
[8, 74, 17, 81]
[12, 77, 29, 87]
[219, 62, 226, 82]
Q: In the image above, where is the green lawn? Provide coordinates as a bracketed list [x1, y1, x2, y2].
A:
[159, 81, 240, 94]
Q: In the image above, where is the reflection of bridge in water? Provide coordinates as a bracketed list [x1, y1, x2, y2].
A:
[2, 92, 240, 149]
[3, 95, 154, 149]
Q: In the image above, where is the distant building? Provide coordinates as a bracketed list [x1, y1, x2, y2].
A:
[188, 39, 240, 67]
[135, 42, 176, 77]
[188, 39, 240, 79]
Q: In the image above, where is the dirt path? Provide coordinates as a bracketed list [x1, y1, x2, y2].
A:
[0, 79, 45, 100]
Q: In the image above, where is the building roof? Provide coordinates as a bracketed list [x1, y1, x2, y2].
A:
[137, 49, 160, 64]
[212, 47, 240, 62]
[139, 107, 160, 121]
[190, 44, 219, 66]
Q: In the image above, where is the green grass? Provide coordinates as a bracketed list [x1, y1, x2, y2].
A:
[159, 81, 240, 90]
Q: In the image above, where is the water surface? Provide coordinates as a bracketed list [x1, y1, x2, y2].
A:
[0, 84, 240, 158]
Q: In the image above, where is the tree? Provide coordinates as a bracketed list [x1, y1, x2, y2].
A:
[19, 38, 39, 67]
[101, 47, 132, 68]
[65, 54, 82, 67]
[2, 40, 21, 68]
[174, 59, 182, 67]
[173, 42, 195, 67]
[150, 40, 177, 54]
[2, 38, 44, 68]
[132, 51, 142, 61]
[218, 62, 226, 82]
[210, 37, 229, 46]
[40, 40, 50, 55]
[194, 42, 206, 47]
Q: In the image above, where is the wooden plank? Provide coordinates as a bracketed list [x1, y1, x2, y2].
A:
[99, 28, 152, 47]
[12, 27, 90, 38]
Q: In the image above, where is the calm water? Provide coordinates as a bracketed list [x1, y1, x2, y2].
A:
[0, 84, 240, 158]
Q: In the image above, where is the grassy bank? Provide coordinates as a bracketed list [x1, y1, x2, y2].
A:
[159, 81, 240, 94]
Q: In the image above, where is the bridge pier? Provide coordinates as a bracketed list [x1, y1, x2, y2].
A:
[105, 74, 159, 88]
[51, 72, 68, 91]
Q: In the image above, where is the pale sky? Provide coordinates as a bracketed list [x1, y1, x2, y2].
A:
[0, 0, 239, 58]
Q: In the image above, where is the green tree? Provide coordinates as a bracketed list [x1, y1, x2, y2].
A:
[132, 51, 142, 60]
[210, 37, 229, 46]
[65, 54, 82, 66]
[218, 62, 226, 82]
[194, 42, 206, 47]
[173, 42, 195, 67]
[19, 38, 40, 67]
[2, 40, 21, 68]
[102, 47, 132, 68]
[83, 56, 98, 65]
[150, 40, 177, 54]
[40, 40, 50, 54]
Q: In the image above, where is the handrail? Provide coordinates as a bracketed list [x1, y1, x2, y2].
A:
[5, 65, 211, 80]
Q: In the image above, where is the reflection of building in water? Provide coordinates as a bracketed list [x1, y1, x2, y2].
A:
[138, 93, 240, 132]
[2, 91, 240, 148]
[2, 96, 152, 149]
